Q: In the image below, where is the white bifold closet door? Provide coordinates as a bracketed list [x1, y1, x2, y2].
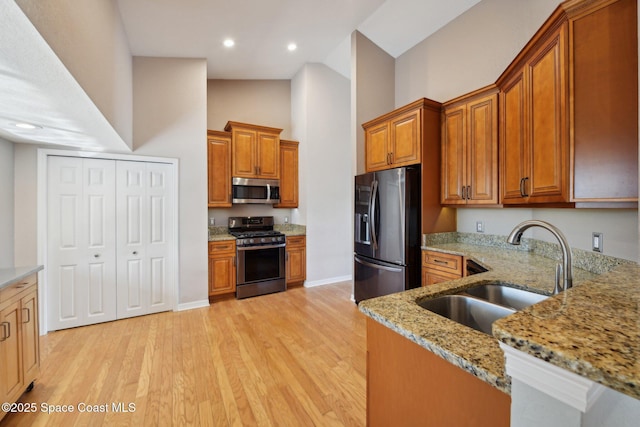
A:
[47, 156, 117, 330]
[116, 161, 174, 319]
[47, 156, 174, 331]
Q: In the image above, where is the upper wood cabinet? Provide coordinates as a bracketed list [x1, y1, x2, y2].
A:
[207, 130, 232, 208]
[225, 121, 282, 179]
[499, 21, 569, 205]
[274, 140, 299, 208]
[441, 85, 499, 206]
[363, 99, 439, 172]
[497, 0, 638, 206]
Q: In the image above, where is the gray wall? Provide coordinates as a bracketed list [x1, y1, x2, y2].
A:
[132, 57, 209, 305]
[393, 0, 639, 261]
[352, 31, 395, 175]
[206, 79, 294, 226]
[16, 0, 133, 148]
[292, 63, 352, 284]
[0, 138, 14, 268]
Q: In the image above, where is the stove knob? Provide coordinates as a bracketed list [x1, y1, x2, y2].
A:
[261, 238, 266, 243]
[271, 237, 276, 242]
[249, 239, 255, 244]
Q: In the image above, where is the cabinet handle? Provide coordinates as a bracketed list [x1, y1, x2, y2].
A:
[22, 308, 30, 324]
[520, 177, 529, 197]
[0, 321, 9, 341]
[433, 259, 448, 265]
[461, 186, 466, 200]
[467, 185, 471, 200]
[389, 152, 393, 164]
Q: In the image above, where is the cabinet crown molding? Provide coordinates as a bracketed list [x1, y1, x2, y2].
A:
[224, 121, 283, 134]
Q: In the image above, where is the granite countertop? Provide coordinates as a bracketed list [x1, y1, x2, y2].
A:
[208, 224, 306, 241]
[358, 232, 637, 397]
[0, 265, 44, 290]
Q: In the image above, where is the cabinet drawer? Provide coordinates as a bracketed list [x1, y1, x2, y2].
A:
[209, 240, 236, 255]
[0, 274, 37, 304]
[286, 235, 305, 248]
[422, 251, 463, 275]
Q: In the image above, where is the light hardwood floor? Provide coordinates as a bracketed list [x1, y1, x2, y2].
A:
[2, 282, 366, 426]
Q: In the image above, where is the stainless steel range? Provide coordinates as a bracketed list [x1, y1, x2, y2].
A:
[228, 216, 286, 299]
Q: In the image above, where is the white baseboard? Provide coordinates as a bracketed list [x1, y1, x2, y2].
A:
[176, 299, 210, 311]
[304, 274, 353, 288]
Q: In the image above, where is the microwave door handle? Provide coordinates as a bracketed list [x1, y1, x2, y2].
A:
[266, 183, 271, 202]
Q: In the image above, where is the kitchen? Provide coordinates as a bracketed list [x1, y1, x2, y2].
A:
[0, 0, 639, 425]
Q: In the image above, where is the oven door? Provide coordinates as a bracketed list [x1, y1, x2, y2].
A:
[236, 243, 286, 298]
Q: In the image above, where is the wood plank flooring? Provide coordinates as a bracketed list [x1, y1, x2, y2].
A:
[1, 282, 366, 426]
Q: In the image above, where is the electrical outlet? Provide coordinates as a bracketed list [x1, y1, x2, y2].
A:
[592, 232, 603, 252]
[476, 221, 484, 233]
[284, 216, 289, 224]
[209, 217, 215, 226]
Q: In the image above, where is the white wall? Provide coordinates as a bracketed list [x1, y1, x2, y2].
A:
[395, 0, 639, 261]
[132, 57, 208, 305]
[15, 0, 133, 148]
[0, 138, 14, 268]
[292, 63, 352, 284]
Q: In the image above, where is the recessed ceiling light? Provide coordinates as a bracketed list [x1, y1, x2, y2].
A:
[14, 122, 41, 130]
[223, 38, 235, 48]
[287, 43, 297, 52]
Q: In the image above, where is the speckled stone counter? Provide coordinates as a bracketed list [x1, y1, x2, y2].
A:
[0, 265, 43, 290]
[494, 261, 640, 400]
[275, 224, 306, 236]
[358, 233, 636, 396]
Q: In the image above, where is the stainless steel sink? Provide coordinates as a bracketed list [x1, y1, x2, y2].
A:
[418, 295, 515, 335]
[464, 284, 548, 310]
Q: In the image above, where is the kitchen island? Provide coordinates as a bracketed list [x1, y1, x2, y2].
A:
[359, 232, 638, 425]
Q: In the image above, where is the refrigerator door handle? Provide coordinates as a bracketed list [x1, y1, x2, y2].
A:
[355, 255, 402, 273]
[398, 172, 405, 252]
[370, 179, 379, 250]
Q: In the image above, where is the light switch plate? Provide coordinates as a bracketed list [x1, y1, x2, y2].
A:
[592, 232, 603, 252]
[476, 221, 484, 233]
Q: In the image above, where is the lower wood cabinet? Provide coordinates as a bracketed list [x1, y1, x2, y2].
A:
[208, 241, 236, 298]
[0, 274, 40, 422]
[285, 235, 306, 286]
[366, 317, 510, 426]
[422, 250, 464, 286]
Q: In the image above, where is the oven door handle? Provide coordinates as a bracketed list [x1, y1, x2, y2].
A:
[237, 243, 286, 251]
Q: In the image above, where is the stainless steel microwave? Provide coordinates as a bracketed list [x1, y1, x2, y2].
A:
[232, 177, 280, 204]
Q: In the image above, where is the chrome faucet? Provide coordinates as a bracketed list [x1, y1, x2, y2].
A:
[507, 220, 573, 294]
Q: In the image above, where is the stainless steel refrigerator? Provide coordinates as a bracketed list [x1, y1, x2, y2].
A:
[354, 166, 421, 303]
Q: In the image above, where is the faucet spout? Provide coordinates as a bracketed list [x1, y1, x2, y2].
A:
[507, 220, 573, 294]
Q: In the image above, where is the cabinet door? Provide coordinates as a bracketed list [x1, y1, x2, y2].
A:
[467, 94, 499, 204]
[441, 105, 466, 205]
[232, 128, 257, 178]
[275, 141, 298, 208]
[527, 24, 568, 203]
[500, 70, 528, 204]
[365, 122, 390, 172]
[390, 109, 421, 167]
[207, 133, 231, 207]
[286, 236, 306, 285]
[256, 132, 280, 179]
[20, 289, 39, 385]
[209, 255, 236, 295]
[0, 300, 23, 404]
